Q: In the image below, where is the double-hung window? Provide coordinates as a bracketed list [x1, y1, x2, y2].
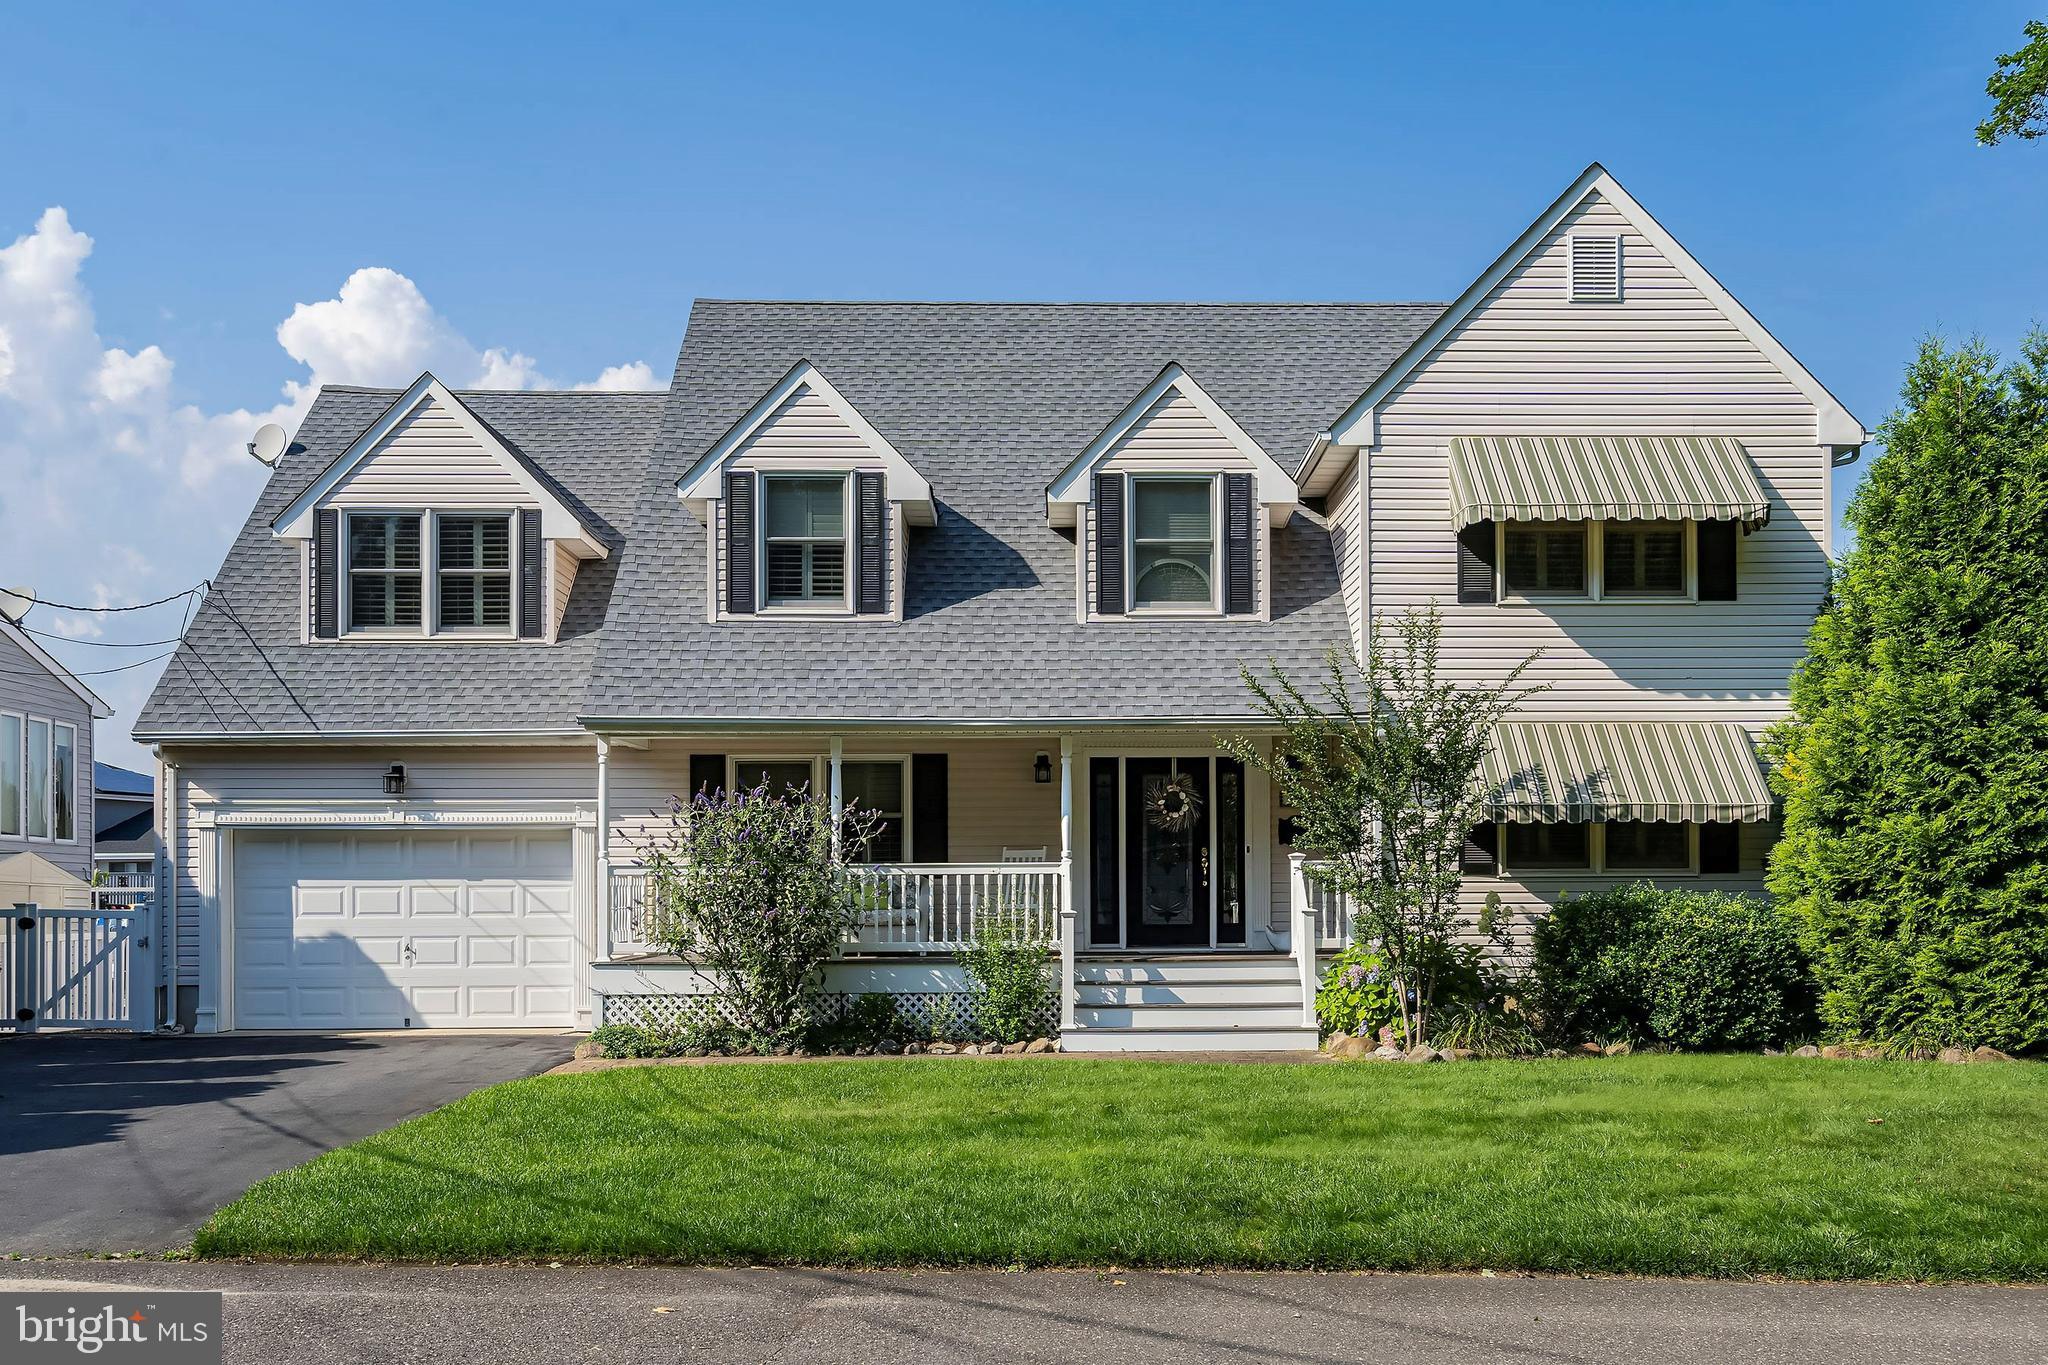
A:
[1130, 477, 1215, 609]
[50, 723, 74, 841]
[347, 513, 423, 630]
[763, 477, 848, 606]
[1602, 520, 1687, 597]
[1503, 521, 1588, 597]
[841, 760, 907, 864]
[0, 714, 19, 837]
[437, 514, 513, 631]
[23, 718, 50, 840]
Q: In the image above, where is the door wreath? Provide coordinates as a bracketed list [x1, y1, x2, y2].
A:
[1144, 772, 1204, 834]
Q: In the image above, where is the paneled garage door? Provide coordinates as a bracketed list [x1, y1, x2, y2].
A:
[232, 829, 576, 1029]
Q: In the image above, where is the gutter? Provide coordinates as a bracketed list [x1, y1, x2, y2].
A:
[579, 715, 1289, 736]
[135, 728, 592, 746]
[1295, 431, 1333, 488]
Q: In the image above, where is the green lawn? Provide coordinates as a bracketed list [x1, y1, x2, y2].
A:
[196, 1055, 2048, 1280]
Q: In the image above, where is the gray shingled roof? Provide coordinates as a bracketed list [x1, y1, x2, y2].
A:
[135, 388, 665, 737]
[584, 301, 1442, 725]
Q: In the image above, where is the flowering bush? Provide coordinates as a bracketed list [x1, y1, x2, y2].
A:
[1315, 944, 1401, 1039]
[635, 783, 881, 1044]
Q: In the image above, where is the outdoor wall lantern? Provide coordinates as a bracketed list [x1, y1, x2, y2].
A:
[383, 763, 407, 796]
[1033, 752, 1052, 784]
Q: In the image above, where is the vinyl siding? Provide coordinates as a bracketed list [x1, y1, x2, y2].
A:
[1327, 457, 1365, 656]
[550, 541, 578, 640]
[322, 397, 539, 510]
[1362, 191, 1829, 729]
[164, 743, 596, 984]
[0, 632, 94, 878]
[1081, 392, 1270, 622]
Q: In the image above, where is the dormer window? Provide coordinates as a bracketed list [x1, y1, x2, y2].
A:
[763, 476, 849, 607]
[1131, 477, 1217, 610]
[346, 514, 423, 630]
[436, 514, 514, 630]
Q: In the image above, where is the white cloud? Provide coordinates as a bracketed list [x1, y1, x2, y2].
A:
[0, 207, 661, 767]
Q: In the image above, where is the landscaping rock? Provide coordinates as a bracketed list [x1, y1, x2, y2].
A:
[1326, 1032, 1353, 1054]
[1971, 1046, 2016, 1063]
[1448, 1048, 1476, 1062]
[1820, 1044, 1852, 1059]
[1793, 1044, 1822, 1058]
[902, 1042, 924, 1055]
[927, 1042, 957, 1055]
[1603, 1041, 1633, 1057]
[1001, 1041, 1027, 1055]
[1025, 1038, 1053, 1054]
[1373, 1045, 1403, 1060]
[1937, 1047, 1971, 1064]
[1326, 1035, 1374, 1059]
[572, 1039, 604, 1061]
[1403, 1045, 1443, 1063]
[1577, 1041, 1604, 1055]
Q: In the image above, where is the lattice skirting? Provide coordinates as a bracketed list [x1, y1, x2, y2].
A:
[601, 990, 1057, 1040]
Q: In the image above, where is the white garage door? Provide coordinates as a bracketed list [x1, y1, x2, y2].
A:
[232, 829, 577, 1029]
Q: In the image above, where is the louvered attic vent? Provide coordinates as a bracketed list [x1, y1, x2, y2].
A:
[1568, 233, 1623, 302]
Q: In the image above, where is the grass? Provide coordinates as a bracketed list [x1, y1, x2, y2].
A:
[196, 1055, 2048, 1280]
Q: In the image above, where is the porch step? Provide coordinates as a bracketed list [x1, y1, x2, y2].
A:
[1077, 980, 1301, 1007]
[1061, 1024, 1322, 1053]
[1075, 1002, 1306, 1030]
[1076, 957, 1299, 986]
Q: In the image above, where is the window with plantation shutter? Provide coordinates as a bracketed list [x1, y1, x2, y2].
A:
[436, 514, 512, 632]
[763, 475, 848, 606]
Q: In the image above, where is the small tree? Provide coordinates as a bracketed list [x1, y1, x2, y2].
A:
[1977, 19, 2048, 145]
[634, 783, 881, 1043]
[1225, 606, 1543, 1043]
[1767, 335, 2048, 1051]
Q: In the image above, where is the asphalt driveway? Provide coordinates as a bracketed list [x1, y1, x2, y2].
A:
[0, 1032, 576, 1254]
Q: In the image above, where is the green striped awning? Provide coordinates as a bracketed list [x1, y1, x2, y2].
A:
[1481, 721, 1773, 824]
[1447, 436, 1771, 531]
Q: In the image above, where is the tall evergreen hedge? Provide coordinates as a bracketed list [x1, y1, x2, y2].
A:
[1767, 335, 2048, 1051]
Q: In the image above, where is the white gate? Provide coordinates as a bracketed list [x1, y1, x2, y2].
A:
[5, 902, 154, 1032]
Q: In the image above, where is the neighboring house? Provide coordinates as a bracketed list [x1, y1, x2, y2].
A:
[0, 616, 112, 903]
[94, 762, 156, 895]
[135, 164, 1865, 1047]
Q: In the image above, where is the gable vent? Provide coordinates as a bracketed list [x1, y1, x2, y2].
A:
[1567, 233, 1623, 302]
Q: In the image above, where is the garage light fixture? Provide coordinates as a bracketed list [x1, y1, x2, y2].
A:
[383, 763, 407, 796]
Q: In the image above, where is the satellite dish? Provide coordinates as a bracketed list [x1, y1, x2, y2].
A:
[0, 588, 31, 625]
[247, 423, 288, 467]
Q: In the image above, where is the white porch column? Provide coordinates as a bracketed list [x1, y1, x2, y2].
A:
[1057, 734, 1077, 1032]
[595, 738, 612, 967]
[1289, 851, 1316, 1029]
[828, 736, 844, 859]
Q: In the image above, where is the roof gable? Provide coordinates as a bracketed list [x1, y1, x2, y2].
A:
[270, 372, 606, 553]
[676, 360, 934, 522]
[1311, 164, 1868, 485]
[1046, 363, 1298, 525]
[0, 618, 114, 717]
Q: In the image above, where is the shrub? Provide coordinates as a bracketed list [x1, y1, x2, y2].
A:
[1768, 337, 2048, 1053]
[1315, 944, 1400, 1038]
[955, 906, 1055, 1043]
[1532, 883, 1815, 1050]
[807, 993, 918, 1052]
[633, 784, 881, 1044]
[588, 1020, 742, 1058]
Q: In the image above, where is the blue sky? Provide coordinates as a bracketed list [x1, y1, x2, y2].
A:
[2, 1, 2044, 764]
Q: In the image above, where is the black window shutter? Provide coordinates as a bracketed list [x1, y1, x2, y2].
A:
[1457, 521, 1497, 604]
[517, 508, 544, 638]
[313, 508, 339, 638]
[1460, 823, 1499, 875]
[688, 753, 727, 801]
[855, 471, 887, 615]
[911, 753, 949, 862]
[724, 471, 756, 615]
[1699, 822, 1741, 874]
[1224, 472, 1254, 615]
[1094, 471, 1126, 616]
[1697, 521, 1738, 601]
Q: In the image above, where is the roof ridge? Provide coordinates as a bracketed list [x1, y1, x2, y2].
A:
[315, 385, 668, 397]
[690, 298, 1451, 309]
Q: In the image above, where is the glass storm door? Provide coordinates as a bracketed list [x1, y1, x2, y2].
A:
[1124, 758, 1210, 948]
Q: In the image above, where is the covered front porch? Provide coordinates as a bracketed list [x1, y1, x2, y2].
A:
[587, 729, 1328, 1050]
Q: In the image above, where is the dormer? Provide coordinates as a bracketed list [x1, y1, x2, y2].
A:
[1047, 363, 1298, 622]
[271, 373, 607, 644]
[677, 361, 933, 623]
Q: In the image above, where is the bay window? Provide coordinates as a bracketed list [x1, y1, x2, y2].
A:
[1131, 477, 1215, 609]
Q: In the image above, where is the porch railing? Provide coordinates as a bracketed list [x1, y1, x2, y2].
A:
[607, 862, 1065, 958]
[91, 882, 153, 913]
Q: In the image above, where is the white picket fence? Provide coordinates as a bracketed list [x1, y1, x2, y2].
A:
[4, 902, 152, 1032]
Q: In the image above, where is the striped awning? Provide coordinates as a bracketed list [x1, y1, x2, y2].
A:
[1447, 436, 1771, 531]
[1481, 721, 1773, 824]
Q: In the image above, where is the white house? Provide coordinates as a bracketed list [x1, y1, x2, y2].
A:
[135, 165, 1864, 1048]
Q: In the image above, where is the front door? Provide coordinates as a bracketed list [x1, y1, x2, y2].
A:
[1124, 758, 1211, 947]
